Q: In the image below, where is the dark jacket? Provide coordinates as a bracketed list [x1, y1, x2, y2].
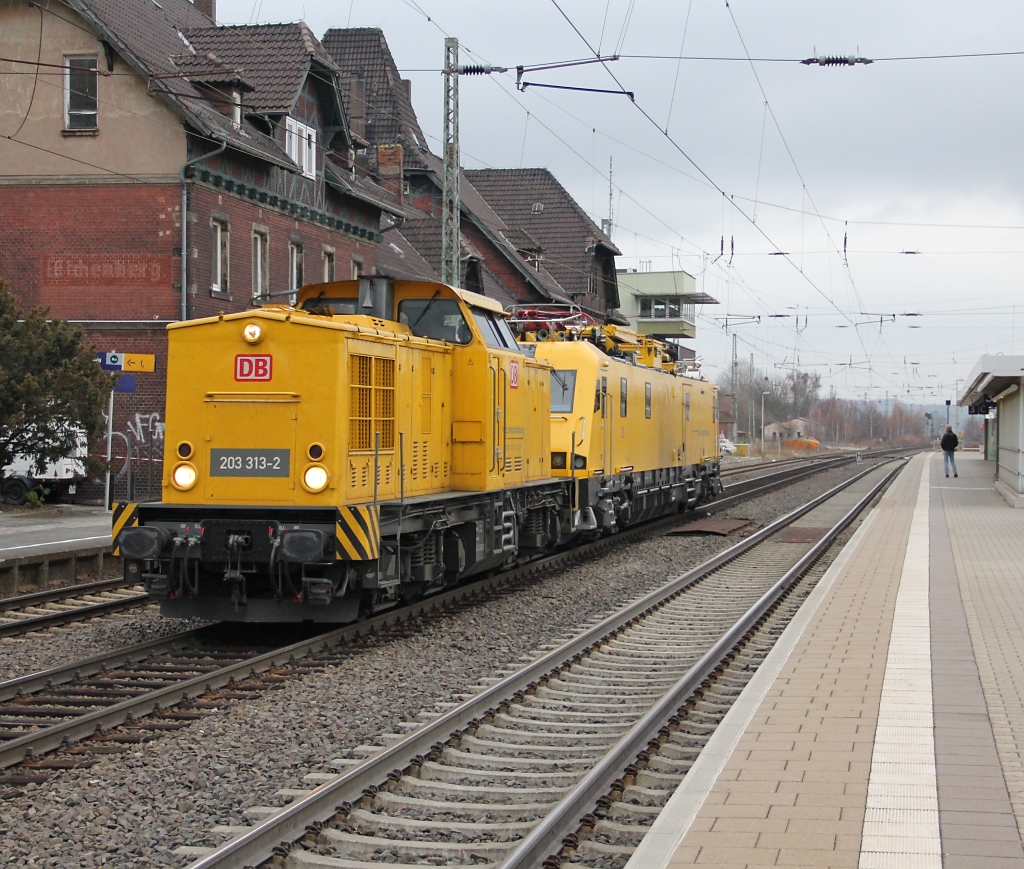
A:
[940, 431, 959, 452]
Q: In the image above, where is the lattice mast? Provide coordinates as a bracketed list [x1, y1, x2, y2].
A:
[441, 37, 461, 287]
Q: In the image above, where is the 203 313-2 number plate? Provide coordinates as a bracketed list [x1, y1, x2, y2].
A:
[210, 449, 290, 477]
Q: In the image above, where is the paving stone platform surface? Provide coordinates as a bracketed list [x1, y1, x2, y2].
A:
[626, 451, 1024, 868]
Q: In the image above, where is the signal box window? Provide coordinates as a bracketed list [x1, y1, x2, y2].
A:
[398, 298, 472, 344]
[322, 248, 335, 282]
[551, 370, 576, 413]
[65, 57, 98, 130]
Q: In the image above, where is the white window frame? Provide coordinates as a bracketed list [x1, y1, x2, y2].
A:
[285, 117, 317, 178]
[210, 218, 229, 294]
[64, 56, 98, 130]
[351, 257, 363, 280]
[252, 228, 269, 300]
[322, 247, 335, 282]
[288, 241, 304, 303]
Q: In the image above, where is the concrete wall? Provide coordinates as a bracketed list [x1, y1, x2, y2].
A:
[0, 0, 185, 180]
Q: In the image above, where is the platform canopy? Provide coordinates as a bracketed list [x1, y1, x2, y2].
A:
[959, 355, 1024, 406]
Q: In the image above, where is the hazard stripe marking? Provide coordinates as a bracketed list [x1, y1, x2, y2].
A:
[335, 506, 380, 561]
[111, 502, 139, 557]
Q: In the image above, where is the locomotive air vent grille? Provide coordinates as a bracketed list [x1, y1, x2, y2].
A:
[350, 463, 357, 489]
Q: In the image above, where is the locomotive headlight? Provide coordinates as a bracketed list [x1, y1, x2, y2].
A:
[171, 462, 198, 491]
[551, 451, 567, 469]
[242, 322, 263, 344]
[572, 455, 587, 470]
[301, 463, 329, 493]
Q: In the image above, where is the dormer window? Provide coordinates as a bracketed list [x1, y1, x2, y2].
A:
[285, 117, 317, 178]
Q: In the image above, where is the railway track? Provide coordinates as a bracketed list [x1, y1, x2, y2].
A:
[0, 578, 149, 639]
[0, 452, 904, 784]
[176, 457, 905, 869]
[0, 447, 914, 644]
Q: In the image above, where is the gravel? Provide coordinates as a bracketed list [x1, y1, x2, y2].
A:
[0, 463, 879, 868]
[0, 607, 209, 679]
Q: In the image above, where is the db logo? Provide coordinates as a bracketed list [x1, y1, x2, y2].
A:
[509, 359, 519, 389]
[235, 354, 272, 381]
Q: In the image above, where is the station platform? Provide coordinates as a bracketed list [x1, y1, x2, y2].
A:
[627, 451, 1024, 868]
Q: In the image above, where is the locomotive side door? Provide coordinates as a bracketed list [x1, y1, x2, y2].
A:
[489, 353, 506, 481]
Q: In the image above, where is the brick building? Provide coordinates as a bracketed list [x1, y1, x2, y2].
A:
[0, 0, 389, 498]
[321, 28, 623, 317]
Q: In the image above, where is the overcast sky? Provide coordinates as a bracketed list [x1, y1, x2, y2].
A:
[220, 0, 1024, 403]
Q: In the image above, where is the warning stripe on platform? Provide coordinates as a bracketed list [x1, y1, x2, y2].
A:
[335, 505, 380, 560]
[111, 502, 139, 556]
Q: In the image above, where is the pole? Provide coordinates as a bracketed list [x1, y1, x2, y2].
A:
[103, 388, 114, 509]
[441, 37, 461, 287]
[761, 392, 766, 459]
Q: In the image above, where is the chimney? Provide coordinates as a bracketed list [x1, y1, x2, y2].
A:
[193, 0, 216, 22]
[401, 79, 412, 103]
[348, 77, 366, 140]
[376, 144, 404, 200]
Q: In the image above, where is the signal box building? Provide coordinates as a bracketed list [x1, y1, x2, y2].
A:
[0, 0, 388, 499]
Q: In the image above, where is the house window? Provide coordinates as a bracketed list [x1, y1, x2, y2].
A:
[288, 241, 304, 302]
[620, 378, 628, 417]
[285, 117, 317, 178]
[252, 229, 268, 299]
[645, 383, 652, 419]
[322, 247, 335, 282]
[351, 258, 363, 280]
[210, 218, 229, 294]
[65, 57, 98, 130]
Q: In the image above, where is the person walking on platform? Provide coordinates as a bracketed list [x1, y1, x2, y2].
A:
[941, 425, 959, 478]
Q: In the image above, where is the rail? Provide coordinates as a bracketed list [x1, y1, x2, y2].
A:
[181, 458, 905, 869]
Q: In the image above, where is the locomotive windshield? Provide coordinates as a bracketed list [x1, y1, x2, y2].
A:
[551, 369, 577, 412]
[398, 298, 473, 344]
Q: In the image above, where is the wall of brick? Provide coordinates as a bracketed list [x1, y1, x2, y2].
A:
[460, 221, 547, 305]
[187, 184, 377, 317]
[0, 176, 382, 501]
[0, 183, 181, 318]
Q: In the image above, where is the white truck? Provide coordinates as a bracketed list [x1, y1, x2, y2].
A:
[1, 436, 87, 506]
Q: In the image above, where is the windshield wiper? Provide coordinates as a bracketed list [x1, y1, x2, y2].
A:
[410, 291, 441, 331]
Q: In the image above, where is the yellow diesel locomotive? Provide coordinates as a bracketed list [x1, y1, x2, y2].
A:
[113, 280, 720, 623]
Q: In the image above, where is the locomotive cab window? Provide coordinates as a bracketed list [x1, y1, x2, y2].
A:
[472, 309, 515, 349]
[398, 298, 472, 344]
[551, 369, 577, 412]
[645, 383, 652, 419]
